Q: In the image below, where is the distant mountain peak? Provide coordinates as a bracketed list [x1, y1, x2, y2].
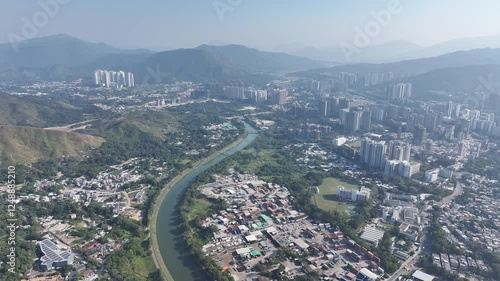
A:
[0, 34, 152, 70]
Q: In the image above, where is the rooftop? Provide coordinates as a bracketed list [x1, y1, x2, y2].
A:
[412, 270, 436, 281]
[360, 227, 385, 245]
[39, 239, 74, 269]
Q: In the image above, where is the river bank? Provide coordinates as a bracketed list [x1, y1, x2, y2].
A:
[150, 125, 256, 281]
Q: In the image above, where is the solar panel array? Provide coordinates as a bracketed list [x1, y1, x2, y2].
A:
[39, 239, 74, 269]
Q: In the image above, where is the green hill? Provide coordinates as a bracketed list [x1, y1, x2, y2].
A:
[83, 111, 180, 141]
[0, 93, 89, 127]
[0, 125, 104, 165]
[0, 34, 152, 70]
[0, 110, 181, 165]
[404, 64, 500, 95]
[195, 44, 326, 73]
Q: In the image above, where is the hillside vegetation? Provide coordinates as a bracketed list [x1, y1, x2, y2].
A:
[0, 125, 104, 165]
[0, 93, 92, 127]
[90, 111, 180, 140]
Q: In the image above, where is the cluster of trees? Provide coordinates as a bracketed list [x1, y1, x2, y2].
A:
[73, 124, 195, 178]
[379, 175, 453, 199]
[1, 183, 158, 280]
[179, 178, 234, 281]
[166, 100, 262, 118]
[0, 195, 112, 256]
[376, 232, 400, 273]
[0, 194, 42, 280]
[13, 111, 245, 186]
[428, 209, 462, 255]
[464, 149, 500, 181]
[104, 238, 159, 281]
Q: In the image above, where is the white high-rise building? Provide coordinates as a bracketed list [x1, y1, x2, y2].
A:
[388, 141, 411, 162]
[360, 138, 387, 169]
[117, 71, 126, 87]
[127, 72, 135, 87]
[110, 71, 117, 83]
[104, 71, 111, 87]
[249, 90, 267, 103]
[94, 70, 102, 85]
[224, 85, 245, 100]
[386, 83, 412, 100]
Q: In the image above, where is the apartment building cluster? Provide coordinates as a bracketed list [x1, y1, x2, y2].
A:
[93, 69, 135, 88]
[340, 108, 373, 132]
[360, 138, 421, 178]
[287, 123, 332, 140]
[319, 97, 351, 117]
[386, 83, 413, 100]
[339, 71, 396, 88]
[204, 82, 288, 104]
[247, 88, 288, 105]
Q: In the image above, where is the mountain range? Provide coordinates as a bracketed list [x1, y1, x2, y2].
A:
[398, 64, 500, 98]
[0, 34, 152, 70]
[2, 34, 500, 87]
[290, 48, 500, 78]
[0, 34, 327, 83]
[276, 34, 500, 64]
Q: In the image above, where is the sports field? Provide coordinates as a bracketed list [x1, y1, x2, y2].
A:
[313, 177, 359, 213]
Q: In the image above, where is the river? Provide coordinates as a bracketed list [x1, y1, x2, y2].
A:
[155, 122, 259, 281]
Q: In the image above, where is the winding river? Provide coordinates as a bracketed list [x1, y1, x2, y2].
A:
[155, 123, 258, 281]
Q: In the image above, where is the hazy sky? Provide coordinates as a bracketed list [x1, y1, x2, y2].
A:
[1, 0, 500, 50]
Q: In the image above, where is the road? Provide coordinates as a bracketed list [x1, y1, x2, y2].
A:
[388, 182, 463, 280]
[44, 119, 96, 132]
[388, 248, 422, 281]
[440, 182, 462, 206]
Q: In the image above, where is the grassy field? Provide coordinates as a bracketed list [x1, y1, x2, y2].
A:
[313, 177, 359, 214]
[179, 159, 192, 165]
[132, 256, 158, 279]
[238, 148, 278, 172]
[186, 199, 212, 221]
